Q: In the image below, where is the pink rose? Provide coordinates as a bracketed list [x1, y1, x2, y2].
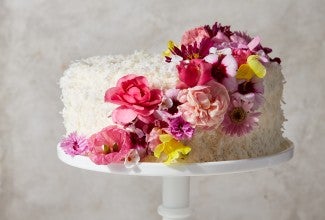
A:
[105, 74, 163, 124]
[88, 126, 133, 165]
[181, 27, 210, 46]
[177, 59, 212, 89]
[177, 81, 230, 129]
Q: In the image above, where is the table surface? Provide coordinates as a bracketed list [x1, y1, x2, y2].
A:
[57, 140, 294, 176]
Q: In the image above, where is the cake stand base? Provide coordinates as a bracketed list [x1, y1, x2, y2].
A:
[158, 176, 191, 220]
[57, 139, 293, 220]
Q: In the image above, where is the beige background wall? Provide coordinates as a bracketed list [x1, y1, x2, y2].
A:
[1, 0, 324, 219]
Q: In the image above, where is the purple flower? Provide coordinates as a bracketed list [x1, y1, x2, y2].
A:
[236, 77, 264, 110]
[168, 117, 194, 140]
[60, 132, 88, 156]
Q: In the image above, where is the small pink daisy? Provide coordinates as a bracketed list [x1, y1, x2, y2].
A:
[221, 94, 261, 137]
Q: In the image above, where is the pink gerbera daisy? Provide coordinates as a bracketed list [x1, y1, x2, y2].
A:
[221, 94, 261, 137]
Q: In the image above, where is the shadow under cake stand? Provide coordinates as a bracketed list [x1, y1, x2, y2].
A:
[57, 140, 294, 220]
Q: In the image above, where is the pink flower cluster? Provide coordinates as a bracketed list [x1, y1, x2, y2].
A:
[60, 21, 279, 165]
[165, 21, 277, 137]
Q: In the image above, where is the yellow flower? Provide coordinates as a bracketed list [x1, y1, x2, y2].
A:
[162, 40, 176, 57]
[153, 134, 191, 165]
[236, 55, 266, 80]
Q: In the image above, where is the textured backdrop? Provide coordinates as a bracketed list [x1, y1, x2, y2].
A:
[0, 0, 324, 219]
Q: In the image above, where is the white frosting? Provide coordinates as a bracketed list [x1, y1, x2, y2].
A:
[60, 51, 287, 162]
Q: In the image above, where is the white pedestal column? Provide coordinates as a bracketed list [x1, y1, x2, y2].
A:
[158, 176, 192, 220]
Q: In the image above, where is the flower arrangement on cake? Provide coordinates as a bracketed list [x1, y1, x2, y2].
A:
[60, 21, 281, 167]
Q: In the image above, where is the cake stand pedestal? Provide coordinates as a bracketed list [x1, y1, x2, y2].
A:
[57, 140, 294, 220]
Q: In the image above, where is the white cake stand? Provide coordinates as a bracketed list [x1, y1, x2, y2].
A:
[57, 140, 294, 220]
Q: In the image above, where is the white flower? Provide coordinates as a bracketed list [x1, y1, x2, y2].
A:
[124, 149, 140, 168]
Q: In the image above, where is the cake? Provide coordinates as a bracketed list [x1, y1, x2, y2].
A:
[59, 21, 289, 166]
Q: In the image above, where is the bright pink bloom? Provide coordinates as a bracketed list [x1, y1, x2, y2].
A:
[177, 59, 212, 89]
[105, 74, 162, 124]
[88, 126, 133, 165]
[181, 26, 210, 46]
[177, 81, 230, 129]
[221, 93, 261, 137]
[60, 132, 88, 157]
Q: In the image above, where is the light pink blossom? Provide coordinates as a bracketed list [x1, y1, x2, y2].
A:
[147, 128, 163, 151]
[181, 26, 210, 46]
[88, 126, 133, 165]
[177, 81, 230, 129]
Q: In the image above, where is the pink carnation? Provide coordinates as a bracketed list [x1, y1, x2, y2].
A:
[105, 74, 162, 124]
[181, 26, 210, 46]
[60, 132, 88, 157]
[88, 126, 133, 165]
[177, 81, 230, 129]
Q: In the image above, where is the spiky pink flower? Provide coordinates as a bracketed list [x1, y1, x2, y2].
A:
[60, 132, 88, 157]
[221, 94, 261, 137]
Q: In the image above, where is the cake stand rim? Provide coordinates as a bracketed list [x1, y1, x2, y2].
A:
[57, 139, 294, 176]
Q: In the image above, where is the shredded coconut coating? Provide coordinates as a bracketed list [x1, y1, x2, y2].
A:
[60, 51, 287, 162]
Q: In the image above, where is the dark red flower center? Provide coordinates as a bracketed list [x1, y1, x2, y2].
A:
[211, 63, 228, 83]
[238, 81, 255, 95]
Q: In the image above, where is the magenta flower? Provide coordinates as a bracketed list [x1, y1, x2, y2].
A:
[88, 126, 133, 165]
[165, 38, 214, 63]
[168, 116, 194, 140]
[176, 59, 212, 89]
[221, 94, 261, 137]
[60, 132, 88, 157]
[105, 74, 162, 124]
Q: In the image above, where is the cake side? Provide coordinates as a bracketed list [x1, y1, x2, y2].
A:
[60, 51, 179, 136]
[60, 52, 286, 162]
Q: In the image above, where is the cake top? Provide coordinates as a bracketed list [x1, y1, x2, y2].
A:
[60, 21, 281, 167]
